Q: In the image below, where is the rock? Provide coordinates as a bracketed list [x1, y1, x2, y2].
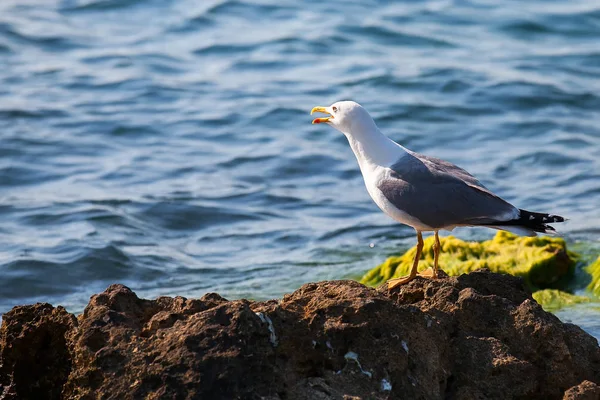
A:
[361, 231, 577, 291]
[63, 285, 271, 399]
[532, 289, 591, 312]
[586, 256, 600, 297]
[563, 380, 600, 400]
[0, 303, 76, 400]
[1, 270, 599, 400]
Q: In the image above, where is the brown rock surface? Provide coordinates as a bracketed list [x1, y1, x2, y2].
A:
[0, 303, 76, 399]
[563, 380, 600, 400]
[0, 270, 599, 400]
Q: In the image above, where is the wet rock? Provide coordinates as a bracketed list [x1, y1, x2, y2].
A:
[1, 270, 599, 399]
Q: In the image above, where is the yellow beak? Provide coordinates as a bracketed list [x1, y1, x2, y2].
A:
[310, 106, 332, 124]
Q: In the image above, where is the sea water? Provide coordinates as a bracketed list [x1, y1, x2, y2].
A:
[0, 0, 599, 338]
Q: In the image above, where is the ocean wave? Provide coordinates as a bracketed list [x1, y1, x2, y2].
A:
[0, 0, 598, 327]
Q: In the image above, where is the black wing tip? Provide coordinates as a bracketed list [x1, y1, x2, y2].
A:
[518, 209, 566, 224]
[544, 214, 565, 223]
[515, 210, 564, 234]
[482, 209, 566, 235]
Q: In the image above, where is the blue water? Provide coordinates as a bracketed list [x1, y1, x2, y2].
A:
[1, 0, 599, 336]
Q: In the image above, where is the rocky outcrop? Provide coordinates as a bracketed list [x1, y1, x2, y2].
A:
[1, 270, 599, 400]
[0, 304, 76, 399]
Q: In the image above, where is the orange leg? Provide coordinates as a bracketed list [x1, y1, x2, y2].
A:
[417, 231, 441, 279]
[386, 231, 424, 289]
[433, 230, 440, 278]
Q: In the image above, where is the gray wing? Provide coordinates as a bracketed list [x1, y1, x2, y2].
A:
[378, 151, 517, 229]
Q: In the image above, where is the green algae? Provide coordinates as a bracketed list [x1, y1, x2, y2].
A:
[360, 231, 577, 291]
[585, 256, 600, 297]
[532, 289, 591, 312]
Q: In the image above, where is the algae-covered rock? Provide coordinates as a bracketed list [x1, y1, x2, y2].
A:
[532, 289, 590, 312]
[585, 256, 600, 297]
[361, 231, 577, 290]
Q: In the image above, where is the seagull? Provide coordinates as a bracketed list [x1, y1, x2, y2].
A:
[310, 101, 565, 289]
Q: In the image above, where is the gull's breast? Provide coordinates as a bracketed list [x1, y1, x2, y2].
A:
[361, 165, 434, 231]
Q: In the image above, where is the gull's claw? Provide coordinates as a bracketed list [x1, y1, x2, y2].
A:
[416, 267, 437, 279]
[384, 267, 439, 290]
[386, 275, 416, 290]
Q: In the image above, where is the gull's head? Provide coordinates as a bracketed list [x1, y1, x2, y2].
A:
[310, 101, 376, 136]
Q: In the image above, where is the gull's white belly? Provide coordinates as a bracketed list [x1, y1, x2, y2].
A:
[362, 166, 435, 232]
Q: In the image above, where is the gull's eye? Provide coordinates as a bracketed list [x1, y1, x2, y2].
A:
[332, 106, 338, 112]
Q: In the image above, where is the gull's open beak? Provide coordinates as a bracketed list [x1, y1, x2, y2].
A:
[310, 106, 332, 124]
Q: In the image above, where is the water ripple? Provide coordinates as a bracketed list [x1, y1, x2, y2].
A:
[0, 0, 598, 338]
